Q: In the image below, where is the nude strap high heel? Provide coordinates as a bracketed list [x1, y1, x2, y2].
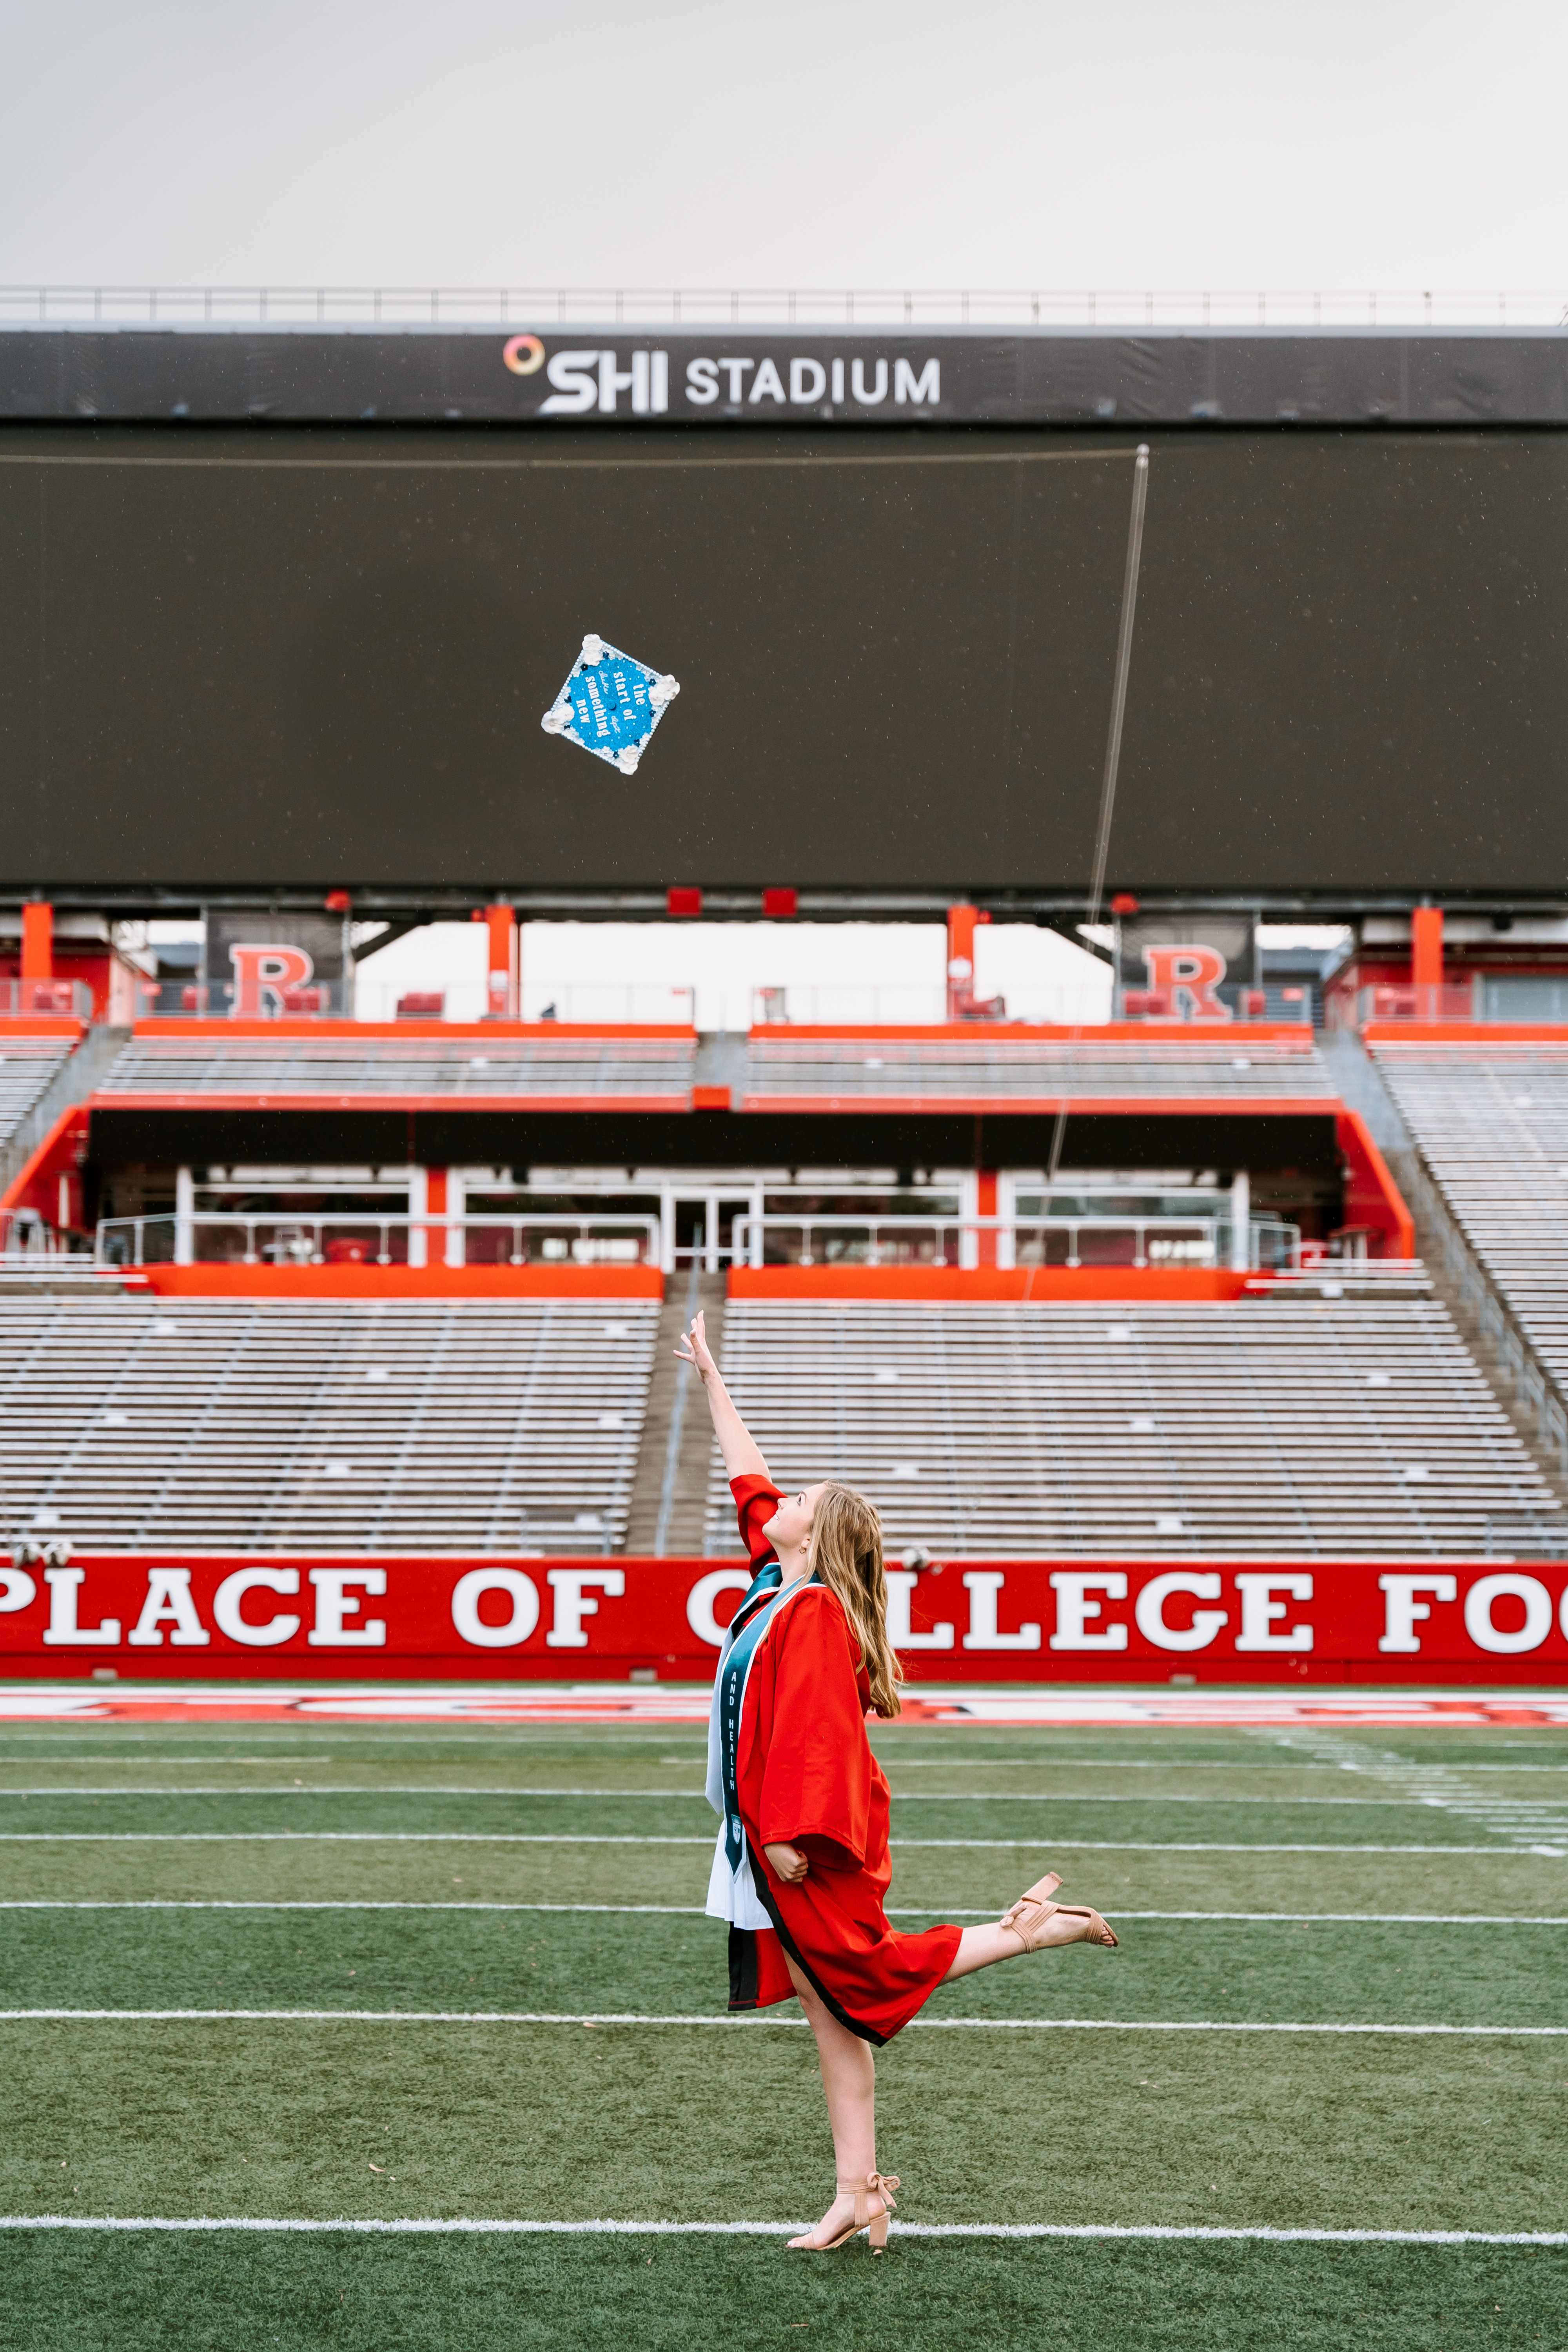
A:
[840, 2171, 898, 2254]
[791, 2171, 900, 2253]
[1001, 1871, 1118, 1950]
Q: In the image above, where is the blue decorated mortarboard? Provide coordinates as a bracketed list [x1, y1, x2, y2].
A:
[539, 635, 681, 775]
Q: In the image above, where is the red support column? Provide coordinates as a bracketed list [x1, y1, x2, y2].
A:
[947, 906, 1002, 1020]
[947, 904, 978, 1020]
[485, 904, 518, 1019]
[1411, 906, 1443, 998]
[975, 1168, 999, 1267]
[21, 902, 53, 982]
[424, 1167, 452, 1267]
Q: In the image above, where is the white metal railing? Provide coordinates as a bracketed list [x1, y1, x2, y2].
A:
[96, 1212, 661, 1270]
[1342, 977, 1568, 1028]
[749, 981, 1114, 1027]
[5, 286, 1566, 329]
[352, 980, 699, 1027]
[752, 983, 942, 1027]
[1343, 982, 1479, 1027]
[1113, 988, 1314, 1025]
[136, 977, 700, 1025]
[515, 984, 697, 1027]
[0, 1209, 121, 1280]
[1245, 1259, 1430, 1294]
[0, 978, 93, 1020]
[734, 1213, 1299, 1273]
[135, 979, 354, 1019]
[0, 1209, 77, 1262]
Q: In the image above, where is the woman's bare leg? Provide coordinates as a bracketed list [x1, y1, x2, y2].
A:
[781, 1951, 886, 2249]
[940, 1922, 1029, 1982]
[942, 1901, 1114, 1982]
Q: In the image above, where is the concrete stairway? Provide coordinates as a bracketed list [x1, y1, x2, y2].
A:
[1323, 1026, 1568, 1512]
[624, 1271, 728, 1555]
[0, 1025, 130, 1194]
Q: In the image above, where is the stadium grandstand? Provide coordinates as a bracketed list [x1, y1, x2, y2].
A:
[703, 1292, 1557, 1562]
[4, 919, 1567, 1595]
[1, 1294, 657, 1556]
[0, 1028, 79, 1147]
[1365, 1032, 1568, 1432]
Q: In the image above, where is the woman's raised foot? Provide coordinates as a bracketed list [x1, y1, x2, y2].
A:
[1000, 1871, 1118, 1951]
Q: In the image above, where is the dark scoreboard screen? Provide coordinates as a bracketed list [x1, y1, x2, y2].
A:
[2, 422, 1565, 897]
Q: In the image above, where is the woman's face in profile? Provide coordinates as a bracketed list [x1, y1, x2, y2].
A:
[765, 1483, 827, 1560]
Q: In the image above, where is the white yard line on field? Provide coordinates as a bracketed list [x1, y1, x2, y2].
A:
[0, 1788, 715, 1800]
[1, 1831, 1560, 1853]
[0, 1788, 1474, 1806]
[0, 2215, 1563, 2245]
[2, 1687, 1566, 1729]
[10, 1755, 1560, 1770]
[1, 2008, 1562, 2036]
[2, 1901, 1565, 1924]
[877, 1760, 1568, 1774]
[1255, 1730, 1568, 1851]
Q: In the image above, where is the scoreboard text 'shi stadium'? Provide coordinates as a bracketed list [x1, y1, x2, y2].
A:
[3, 324, 1568, 915]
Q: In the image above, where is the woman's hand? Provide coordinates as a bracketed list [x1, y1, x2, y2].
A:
[676, 1309, 771, 1481]
[673, 1308, 719, 1383]
[764, 1840, 809, 1885]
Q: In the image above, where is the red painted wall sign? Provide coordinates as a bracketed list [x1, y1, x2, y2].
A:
[2, 1557, 1566, 1684]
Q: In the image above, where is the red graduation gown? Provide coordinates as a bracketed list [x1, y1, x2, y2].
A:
[726, 1474, 962, 2045]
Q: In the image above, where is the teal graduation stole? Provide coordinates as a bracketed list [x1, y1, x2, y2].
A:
[717, 1563, 815, 1876]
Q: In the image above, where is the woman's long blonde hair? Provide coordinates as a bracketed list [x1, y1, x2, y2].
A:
[808, 1483, 903, 1719]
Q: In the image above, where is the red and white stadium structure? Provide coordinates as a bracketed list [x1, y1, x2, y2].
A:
[4, 312, 1568, 1691]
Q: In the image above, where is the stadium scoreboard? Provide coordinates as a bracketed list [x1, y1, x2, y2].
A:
[2, 326, 1566, 908]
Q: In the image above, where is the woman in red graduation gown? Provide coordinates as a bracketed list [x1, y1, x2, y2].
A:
[675, 1310, 1117, 2254]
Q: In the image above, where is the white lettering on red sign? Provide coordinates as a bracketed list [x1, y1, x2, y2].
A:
[1464, 1573, 1553, 1654]
[1378, 1574, 1457, 1654]
[1049, 1572, 1129, 1652]
[127, 1566, 210, 1647]
[307, 1567, 387, 1648]
[213, 1567, 301, 1647]
[962, 1570, 1042, 1651]
[451, 1568, 540, 1650]
[41, 1566, 120, 1647]
[0, 1564, 37, 1613]
[1134, 1571, 1228, 1652]
[883, 1570, 955, 1651]
[1234, 1572, 1314, 1652]
[684, 1569, 753, 1650]
[546, 1568, 626, 1650]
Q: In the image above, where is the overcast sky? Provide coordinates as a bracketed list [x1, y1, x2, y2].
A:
[8, 2, 1539, 1005]
[2, 0, 1562, 297]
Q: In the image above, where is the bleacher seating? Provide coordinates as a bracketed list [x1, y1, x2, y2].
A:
[0, 1037, 76, 1147]
[1371, 1041, 1568, 1394]
[704, 1298, 1556, 1558]
[743, 1031, 1333, 1108]
[93, 1031, 696, 1108]
[1, 1297, 657, 1554]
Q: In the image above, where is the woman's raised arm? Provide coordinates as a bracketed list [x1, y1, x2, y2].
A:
[674, 1308, 771, 1482]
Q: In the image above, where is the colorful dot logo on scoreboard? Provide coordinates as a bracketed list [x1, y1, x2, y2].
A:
[540, 634, 680, 776]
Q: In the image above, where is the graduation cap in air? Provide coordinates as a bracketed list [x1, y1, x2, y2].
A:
[540, 634, 681, 775]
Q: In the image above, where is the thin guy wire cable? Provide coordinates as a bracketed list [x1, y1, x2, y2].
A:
[1045, 443, 1151, 1188]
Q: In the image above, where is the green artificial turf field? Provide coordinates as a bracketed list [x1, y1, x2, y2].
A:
[0, 1703, 1564, 2350]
